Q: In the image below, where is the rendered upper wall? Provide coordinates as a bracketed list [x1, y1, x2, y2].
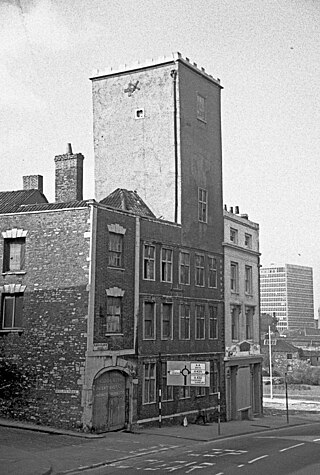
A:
[91, 54, 223, 252]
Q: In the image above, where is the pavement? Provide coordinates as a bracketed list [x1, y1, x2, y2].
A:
[2, 400, 320, 475]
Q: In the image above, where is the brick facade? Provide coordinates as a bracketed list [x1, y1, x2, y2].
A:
[0, 206, 90, 429]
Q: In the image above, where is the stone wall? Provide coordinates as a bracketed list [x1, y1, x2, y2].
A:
[0, 207, 90, 429]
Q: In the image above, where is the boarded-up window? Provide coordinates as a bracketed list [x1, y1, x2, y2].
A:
[1, 294, 24, 329]
[3, 238, 25, 272]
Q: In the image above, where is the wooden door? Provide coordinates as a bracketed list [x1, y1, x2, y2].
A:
[92, 370, 126, 432]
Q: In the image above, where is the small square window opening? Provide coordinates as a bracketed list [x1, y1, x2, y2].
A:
[135, 109, 145, 119]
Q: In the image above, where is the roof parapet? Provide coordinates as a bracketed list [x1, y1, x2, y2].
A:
[91, 52, 221, 85]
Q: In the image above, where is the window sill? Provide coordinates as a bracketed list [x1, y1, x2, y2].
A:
[0, 329, 23, 333]
[143, 278, 156, 282]
[104, 333, 123, 336]
[107, 266, 125, 271]
[2, 271, 26, 276]
[195, 284, 205, 288]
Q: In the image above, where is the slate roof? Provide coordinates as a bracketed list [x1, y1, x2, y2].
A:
[0, 190, 48, 214]
[0, 190, 91, 214]
[100, 188, 156, 218]
[263, 338, 299, 353]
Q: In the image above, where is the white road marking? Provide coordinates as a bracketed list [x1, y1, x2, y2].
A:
[279, 443, 305, 452]
[313, 438, 320, 441]
[238, 464, 245, 467]
[185, 466, 205, 473]
[248, 454, 269, 464]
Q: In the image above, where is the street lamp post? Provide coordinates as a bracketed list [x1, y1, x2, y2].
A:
[285, 364, 293, 424]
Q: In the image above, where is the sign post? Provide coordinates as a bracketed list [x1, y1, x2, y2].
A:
[167, 361, 221, 434]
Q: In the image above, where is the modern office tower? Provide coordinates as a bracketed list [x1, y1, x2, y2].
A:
[260, 264, 315, 331]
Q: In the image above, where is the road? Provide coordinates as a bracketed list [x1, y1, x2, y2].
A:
[1, 422, 320, 474]
[85, 424, 320, 475]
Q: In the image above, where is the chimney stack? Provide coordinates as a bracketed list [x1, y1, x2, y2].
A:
[23, 175, 43, 194]
[54, 143, 84, 203]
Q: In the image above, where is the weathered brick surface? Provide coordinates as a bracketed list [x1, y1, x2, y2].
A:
[136, 216, 225, 422]
[93, 207, 136, 347]
[0, 208, 90, 429]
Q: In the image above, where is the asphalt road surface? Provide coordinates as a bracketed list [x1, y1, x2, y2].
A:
[86, 424, 320, 475]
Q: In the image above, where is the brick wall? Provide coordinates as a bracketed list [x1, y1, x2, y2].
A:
[0, 207, 90, 429]
[93, 207, 136, 348]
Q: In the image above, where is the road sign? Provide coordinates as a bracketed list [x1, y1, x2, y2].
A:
[263, 339, 277, 345]
[167, 361, 210, 387]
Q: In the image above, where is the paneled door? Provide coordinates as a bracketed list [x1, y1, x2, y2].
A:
[92, 370, 127, 432]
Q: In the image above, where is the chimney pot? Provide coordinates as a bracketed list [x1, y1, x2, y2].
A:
[230, 206, 234, 213]
[66, 143, 73, 154]
[235, 206, 239, 214]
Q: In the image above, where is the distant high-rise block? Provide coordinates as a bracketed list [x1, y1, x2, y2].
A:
[260, 264, 315, 331]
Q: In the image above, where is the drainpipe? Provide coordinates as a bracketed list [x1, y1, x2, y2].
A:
[82, 200, 97, 430]
[170, 69, 178, 223]
[86, 201, 98, 352]
[134, 216, 140, 352]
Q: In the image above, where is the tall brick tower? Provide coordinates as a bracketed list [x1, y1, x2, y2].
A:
[91, 53, 223, 250]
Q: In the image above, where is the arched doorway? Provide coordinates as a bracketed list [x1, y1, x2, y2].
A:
[92, 370, 127, 432]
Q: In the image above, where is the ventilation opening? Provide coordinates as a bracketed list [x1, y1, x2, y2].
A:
[135, 109, 144, 119]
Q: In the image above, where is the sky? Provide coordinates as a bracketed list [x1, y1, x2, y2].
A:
[1, 0, 319, 315]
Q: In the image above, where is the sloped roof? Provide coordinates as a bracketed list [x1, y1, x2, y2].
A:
[0, 190, 48, 214]
[100, 188, 156, 218]
[15, 200, 90, 212]
[273, 339, 299, 353]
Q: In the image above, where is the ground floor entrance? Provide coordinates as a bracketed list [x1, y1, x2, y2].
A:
[92, 370, 128, 432]
[226, 358, 262, 421]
